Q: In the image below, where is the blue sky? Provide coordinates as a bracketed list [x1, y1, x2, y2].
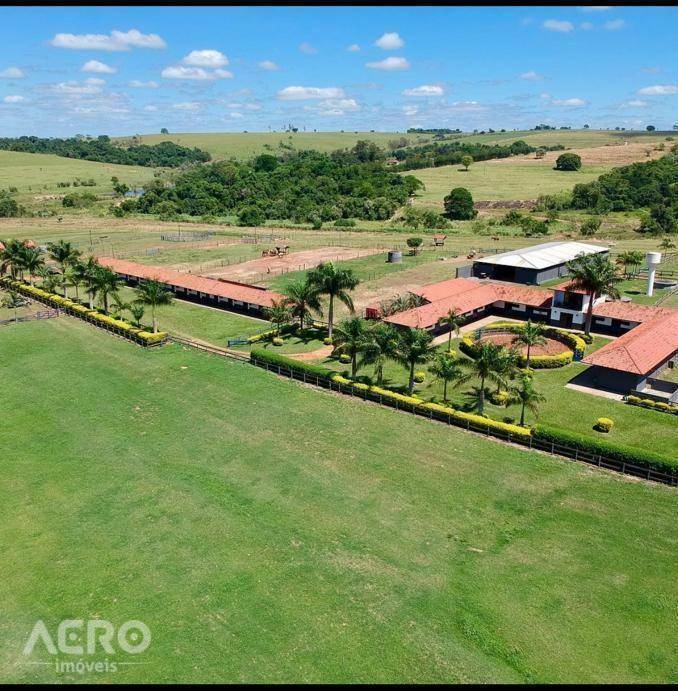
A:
[0, 5, 675, 136]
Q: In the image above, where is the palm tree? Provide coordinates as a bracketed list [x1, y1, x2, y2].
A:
[615, 250, 645, 279]
[359, 322, 399, 386]
[429, 353, 463, 403]
[511, 320, 547, 370]
[493, 346, 520, 393]
[129, 303, 145, 327]
[394, 327, 436, 393]
[566, 253, 621, 337]
[659, 237, 676, 251]
[283, 278, 322, 330]
[67, 260, 88, 303]
[508, 375, 545, 427]
[111, 292, 131, 318]
[333, 316, 370, 378]
[82, 256, 101, 309]
[1, 239, 25, 279]
[94, 267, 122, 315]
[457, 342, 507, 415]
[1, 290, 23, 322]
[18, 247, 44, 286]
[265, 299, 292, 336]
[134, 279, 173, 333]
[38, 267, 61, 294]
[439, 307, 463, 352]
[306, 262, 359, 339]
[47, 240, 81, 297]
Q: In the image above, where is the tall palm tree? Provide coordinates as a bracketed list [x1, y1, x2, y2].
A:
[18, 246, 44, 286]
[615, 250, 645, 279]
[134, 279, 173, 333]
[94, 267, 122, 315]
[508, 375, 545, 427]
[82, 256, 101, 309]
[67, 260, 88, 303]
[129, 303, 145, 327]
[283, 278, 322, 330]
[111, 292, 131, 318]
[1, 239, 27, 279]
[492, 346, 520, 393]
[457, 342, 507, 415]
[264, 299, 292, 336]
[511, 320, 547, 370]
[333, 316, 370, 378]
[566, 253, 621, 337]
[439, 308, 463, 352]
[394, 327, 436, 393]
[306, 262, 359, 339]
[429, 353, 463, 403]
[359, 322, 399, 386]
[47, 240, 81, 297]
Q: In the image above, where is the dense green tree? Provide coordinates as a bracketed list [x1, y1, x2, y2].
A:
[393, 328, 436, 394]
[555, 153, 582, 171]
[443, 187, 476, 220]
[306, 262, 359, 338]
[134, 279, 174, 333]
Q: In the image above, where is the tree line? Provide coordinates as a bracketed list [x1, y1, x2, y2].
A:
[0, 135, 211, 168]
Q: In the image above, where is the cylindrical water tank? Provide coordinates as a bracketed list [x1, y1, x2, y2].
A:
[646, 251, 662, 267]
[646, 252, 662, 297]
[387, 250, 402, 263]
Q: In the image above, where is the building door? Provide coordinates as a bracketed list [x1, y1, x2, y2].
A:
[561, 312, 574, 329]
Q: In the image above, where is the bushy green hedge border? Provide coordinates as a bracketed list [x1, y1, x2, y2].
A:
[2, 278, 167, 346]
[627, 395, 678, 416]
[533, 424, 677, 474]
[460, 322, 586, 369]
[250, 347, 334, 379]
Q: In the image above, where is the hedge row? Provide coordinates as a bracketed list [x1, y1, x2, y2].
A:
[486, 322, 587, 359]
[2, 279, 167, 346]
[627, 395, 678, 415]
[533, 424, 677, 474]
[250, 346, 334, 379]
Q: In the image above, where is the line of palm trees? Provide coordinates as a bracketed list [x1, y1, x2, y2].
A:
[1, 238, 173, 333]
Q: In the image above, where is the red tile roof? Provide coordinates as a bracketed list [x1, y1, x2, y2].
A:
[550, 280, 590, 295]
[100, 257, 283, 309]
[386, 278, 552, 328]
[583, 310, 678, 375]
[592, 300, 674, 324]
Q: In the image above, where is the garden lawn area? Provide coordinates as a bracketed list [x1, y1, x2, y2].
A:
[116, 286, 269, 345]
[1, 318, 677, 683]
[315, 337, 678, 459]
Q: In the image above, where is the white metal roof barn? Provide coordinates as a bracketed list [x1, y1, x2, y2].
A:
[471, 241, 610, 285]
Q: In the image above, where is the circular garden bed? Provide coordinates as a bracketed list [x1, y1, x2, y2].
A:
[477, 331, 570, 357]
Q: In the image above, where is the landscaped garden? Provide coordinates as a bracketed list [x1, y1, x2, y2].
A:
[1, 317, 677, 683]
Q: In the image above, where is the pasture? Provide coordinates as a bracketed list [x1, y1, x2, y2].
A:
[1, 318, 677, 683]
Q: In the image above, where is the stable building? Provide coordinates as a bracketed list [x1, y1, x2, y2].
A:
[471, 241, 609, 285]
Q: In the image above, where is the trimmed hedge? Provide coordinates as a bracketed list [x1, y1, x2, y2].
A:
[627, 395, 678, 415]
[2, 278, 167, 345]
[533, 424, 677, 474]
[250, 347, 334, 379]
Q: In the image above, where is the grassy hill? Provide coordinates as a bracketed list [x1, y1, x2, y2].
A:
[1, 318, 677, 683]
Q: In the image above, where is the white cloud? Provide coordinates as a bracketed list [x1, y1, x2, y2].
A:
[161, 65, 231, 80]
[311, 98, 360, 115]
[543, 20, 575, 33]
[182, 49, 228, 68]
[258, 60, 279, 71]
[143, 104, 158, 111]
[402, 84, 444, 97]
[84, 77, 106, 86]
[449, 100, 486, 112]
[229, 111, 243, 119]
[277, 86, 345, 100]
[579, 6, 612, 12]
[603, 19, 626, 30]
[129, 80, 159, 88]
[620, 99, 648, 108]
[365, 56, 410, 71]
[580, 22, 594, 30]
[637, 84, 678, 95]
[49, 29, 166, 51]
[520, 70, 544, 81]
[3, 95, 24, 103]
[172, 101, 200, 111]
[299, 42, 318, 55]
[51, 80, 104, 95]
[552, 97, 587, 106]
[0, 67, 25, 79]
[375, 32, 404, 50]
[346, 44, 360, 52]
[403, 105, 418, 117]
[81, 60, 116, 74]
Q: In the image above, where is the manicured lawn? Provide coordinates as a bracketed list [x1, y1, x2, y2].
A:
[1, 318, 677, 683]
[315, 337, 677, 459]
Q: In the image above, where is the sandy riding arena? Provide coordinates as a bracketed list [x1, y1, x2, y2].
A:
[205, 246, 382, 282]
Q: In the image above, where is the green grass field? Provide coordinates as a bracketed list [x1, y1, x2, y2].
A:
[410, 160, 610, 205]
[1, 318, 677, 683]
[0, 150, 156, 203]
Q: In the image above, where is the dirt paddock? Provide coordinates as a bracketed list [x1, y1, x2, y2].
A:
[205, 246, 383, 282]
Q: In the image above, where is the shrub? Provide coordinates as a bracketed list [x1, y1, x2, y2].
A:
[250, 347, 334, 380]
[443, 187, 477, 220]
[555, 153, 582, 171]
[626, 395, 678, 415]
[489, 390, 510, 406]
[272, 337, 284, 346]
[594, 417, 614, 433]
[533, 424, 677, 474]
[334, 218, 356, 228]
[238, 205, 266, 226]
[413, 371, 425, 383]
[323, 337, 333, 346]
[339, 353, 351, 364]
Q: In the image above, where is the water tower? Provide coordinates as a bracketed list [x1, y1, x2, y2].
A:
[646, 251, 661, 297]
